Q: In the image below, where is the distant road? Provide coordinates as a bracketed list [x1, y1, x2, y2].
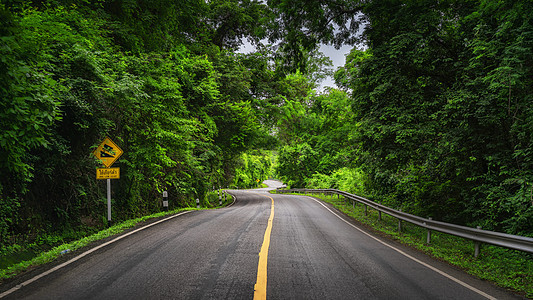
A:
[1, 180, 521, 299]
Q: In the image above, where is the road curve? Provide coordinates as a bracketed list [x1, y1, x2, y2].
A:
[0, 181, 522, 299]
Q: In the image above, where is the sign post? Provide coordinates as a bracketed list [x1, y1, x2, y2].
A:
[107, 183, 111, 223]
[93, 137, 123, 224]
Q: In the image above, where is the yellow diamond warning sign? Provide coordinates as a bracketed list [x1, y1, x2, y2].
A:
[93, 137, 123, 168]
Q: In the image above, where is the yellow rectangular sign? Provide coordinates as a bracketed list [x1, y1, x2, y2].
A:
[96, 167, 120, 180]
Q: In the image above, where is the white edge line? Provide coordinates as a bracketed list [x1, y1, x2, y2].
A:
[227, 193, 237, 207]
[0, 210, 194, 299]
[306, 196, 497, 300]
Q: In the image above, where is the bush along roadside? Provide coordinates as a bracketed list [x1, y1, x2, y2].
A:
[290, 192, 533, 298]
[0, 191, 232, 283]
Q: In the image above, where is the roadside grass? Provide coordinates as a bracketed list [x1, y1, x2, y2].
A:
[288, 192, 532, 298]
[0, 191, 232, 283]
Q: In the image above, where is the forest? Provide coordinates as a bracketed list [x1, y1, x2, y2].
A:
[1, 0, 532, 257]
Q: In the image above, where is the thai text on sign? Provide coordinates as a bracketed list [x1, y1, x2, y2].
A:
[96, 167, 120, 180]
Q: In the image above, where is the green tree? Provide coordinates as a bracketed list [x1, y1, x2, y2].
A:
[268, 0, 532, 235]
[344, 0, 532, 232]
[277, 142, 318, 188]
[232, 151, 272, 188]
[266, 0, 366, 74]
[205, 0, 269, 49]
[0, 0, 279, 249]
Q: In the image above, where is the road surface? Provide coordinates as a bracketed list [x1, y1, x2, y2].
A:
[0, 180, 521, 299]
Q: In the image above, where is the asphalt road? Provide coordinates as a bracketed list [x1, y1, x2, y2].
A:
[1, 180, 522, 299]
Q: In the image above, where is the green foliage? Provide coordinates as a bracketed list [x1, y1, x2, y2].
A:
[307, 168, 369, 197]
[205, 0, 269, 49]
[277, 143, 318, 187]
[346, 0, 533, 233]
[0, 5, 115, 244]
[112, 50, 223, 215]
[0, 1, 277, 252]
[0, 6, 63, 190]
[232, 151, 273, 188]
[266, 0, 365, 74]
[275, 88, 357, 188]
[334, 49, 372, 92]
[272, 0, 533, 236]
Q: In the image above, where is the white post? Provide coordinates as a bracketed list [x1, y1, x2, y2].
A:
[107, 179, 112, 223]
[398, 209, 402, 233]
[426, 217, 432, 244]
[163, 191, 168, 211]
[474, 226, 482, 257]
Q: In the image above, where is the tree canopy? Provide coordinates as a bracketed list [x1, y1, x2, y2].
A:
[275, 0, 533, 235]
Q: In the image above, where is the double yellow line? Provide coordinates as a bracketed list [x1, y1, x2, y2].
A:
[254, 194, 275, 300]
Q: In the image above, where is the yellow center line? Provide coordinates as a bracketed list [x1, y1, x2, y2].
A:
[254, 194, 275, 300]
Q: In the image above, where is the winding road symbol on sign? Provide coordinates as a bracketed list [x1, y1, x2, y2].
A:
[93, 137, 123, 168]
[100, 144, 116, 157]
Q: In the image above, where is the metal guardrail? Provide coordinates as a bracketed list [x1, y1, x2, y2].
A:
[276, 188, 533, 256]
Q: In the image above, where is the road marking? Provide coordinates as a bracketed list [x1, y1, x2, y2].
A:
[306, 197, 497, 300]
[0, 210, 194, 299]
[254, 194, 275, 300]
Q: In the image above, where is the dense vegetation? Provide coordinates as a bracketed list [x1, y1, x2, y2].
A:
[0, 0, 284, 251]
[1, 0, 531, 263]
[274, 0, 533, 237]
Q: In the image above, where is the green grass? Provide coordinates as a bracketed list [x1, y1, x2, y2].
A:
[283, 191, 533, 298]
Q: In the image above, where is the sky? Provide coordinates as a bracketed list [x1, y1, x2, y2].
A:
[318, 44, 353, 91]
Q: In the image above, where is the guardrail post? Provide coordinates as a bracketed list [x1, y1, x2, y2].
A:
[474, 226, 481, 257]
[378, 210, 382, 221]
[398, 219, 402, 233]
[398, 209, 402, 233]
[364, 205, 368, 216]
[196, 198, 200, 209]
[426, 217, 432, 244]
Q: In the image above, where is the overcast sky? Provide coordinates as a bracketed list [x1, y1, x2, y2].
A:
[318, 44, 353, 91]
